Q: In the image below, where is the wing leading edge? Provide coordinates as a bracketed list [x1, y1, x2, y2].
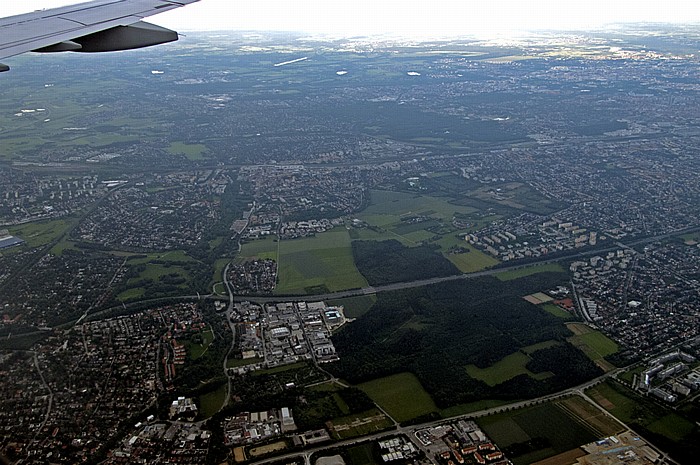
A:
[0, 0, 200, 72]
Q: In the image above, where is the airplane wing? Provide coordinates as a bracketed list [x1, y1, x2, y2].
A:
[0, 0, 200, 72]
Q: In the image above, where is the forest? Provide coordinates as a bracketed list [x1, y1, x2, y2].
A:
[351, 239, 460, 285]
[329, 273, 602, 407]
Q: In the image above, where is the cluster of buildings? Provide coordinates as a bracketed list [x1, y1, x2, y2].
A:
[465, 217, 599, 262]
[108, 421, 211, 464]
[228, 301, 345, 375]
[415, 420, 509, 465]
[228, 259, 278, 294]
[74, 179, 220, 251]
[223, 408, 297, 445]
[0, 302, 210, 463]
[634, 348, 700, 403]
[0, 171, 107, 225]
[570, 241, 700, 360]
[1, 249, 125, 327]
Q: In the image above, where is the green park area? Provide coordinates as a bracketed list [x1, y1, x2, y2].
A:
[355, 189, 501, 272]
[359, 372, 438, 423]
[116, 250, 204, 301]
[168, 141, 209, 160]
[197, 383, 227, 419]
[185, 326, 214, 360]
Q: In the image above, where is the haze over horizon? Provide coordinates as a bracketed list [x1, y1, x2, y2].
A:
[2, 0, 700, 39]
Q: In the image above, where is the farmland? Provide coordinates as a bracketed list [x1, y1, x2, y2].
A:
[477, 398, 603, 464]
[358, 372, 438, 423]
[566, 323, 618, 371]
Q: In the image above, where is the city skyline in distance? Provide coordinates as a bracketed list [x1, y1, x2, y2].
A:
[3, 0, 700, 39]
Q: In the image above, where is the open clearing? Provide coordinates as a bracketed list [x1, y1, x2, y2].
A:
[197, 383, 227, 419]
[8, 218, 72, 249]
[466, 342, 559, 386]
[359, 372, 437, 423]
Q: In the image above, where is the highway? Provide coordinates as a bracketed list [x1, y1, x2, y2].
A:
[234, 224, 700, 304]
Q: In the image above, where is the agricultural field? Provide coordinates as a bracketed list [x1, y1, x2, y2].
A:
[275, 229, 368, 294]
[477, 399, 601, 465]
[358, 372, 438, 423]
[540, 303, 575, 320]
[238, 236, 278, 261]
[566, 323, 618, 371]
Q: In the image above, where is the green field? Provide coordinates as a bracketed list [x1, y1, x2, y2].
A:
[185, 327, 214, 360]
[8, 218, 72, 249]
[466, 341, 559, 386]
[355, 190, 500, 272]
[541, 303, 575, 320]
[326, 295, 377, 319]
[496, 263, 566, 281]
[198, 383, 227, 419]
[567, 323, 618, 369]
[275, 229, 368, 294]
[358, 372, 437, 423]
[168, 141, 208, 160]
[239, 237, 278, 261]
[444, 243, 499, 273]
[478, 400, 600, 464]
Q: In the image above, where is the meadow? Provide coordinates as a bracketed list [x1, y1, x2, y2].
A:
[358, 372, 438, 423]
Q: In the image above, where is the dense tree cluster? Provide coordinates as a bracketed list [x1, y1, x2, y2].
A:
[329, 273, 602, 407]
[352, 239, 459, 285]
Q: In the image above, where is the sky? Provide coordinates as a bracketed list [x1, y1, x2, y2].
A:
[2, 0, 700, 38]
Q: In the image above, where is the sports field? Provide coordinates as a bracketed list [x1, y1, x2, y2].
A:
[359, 372, 437, 423]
